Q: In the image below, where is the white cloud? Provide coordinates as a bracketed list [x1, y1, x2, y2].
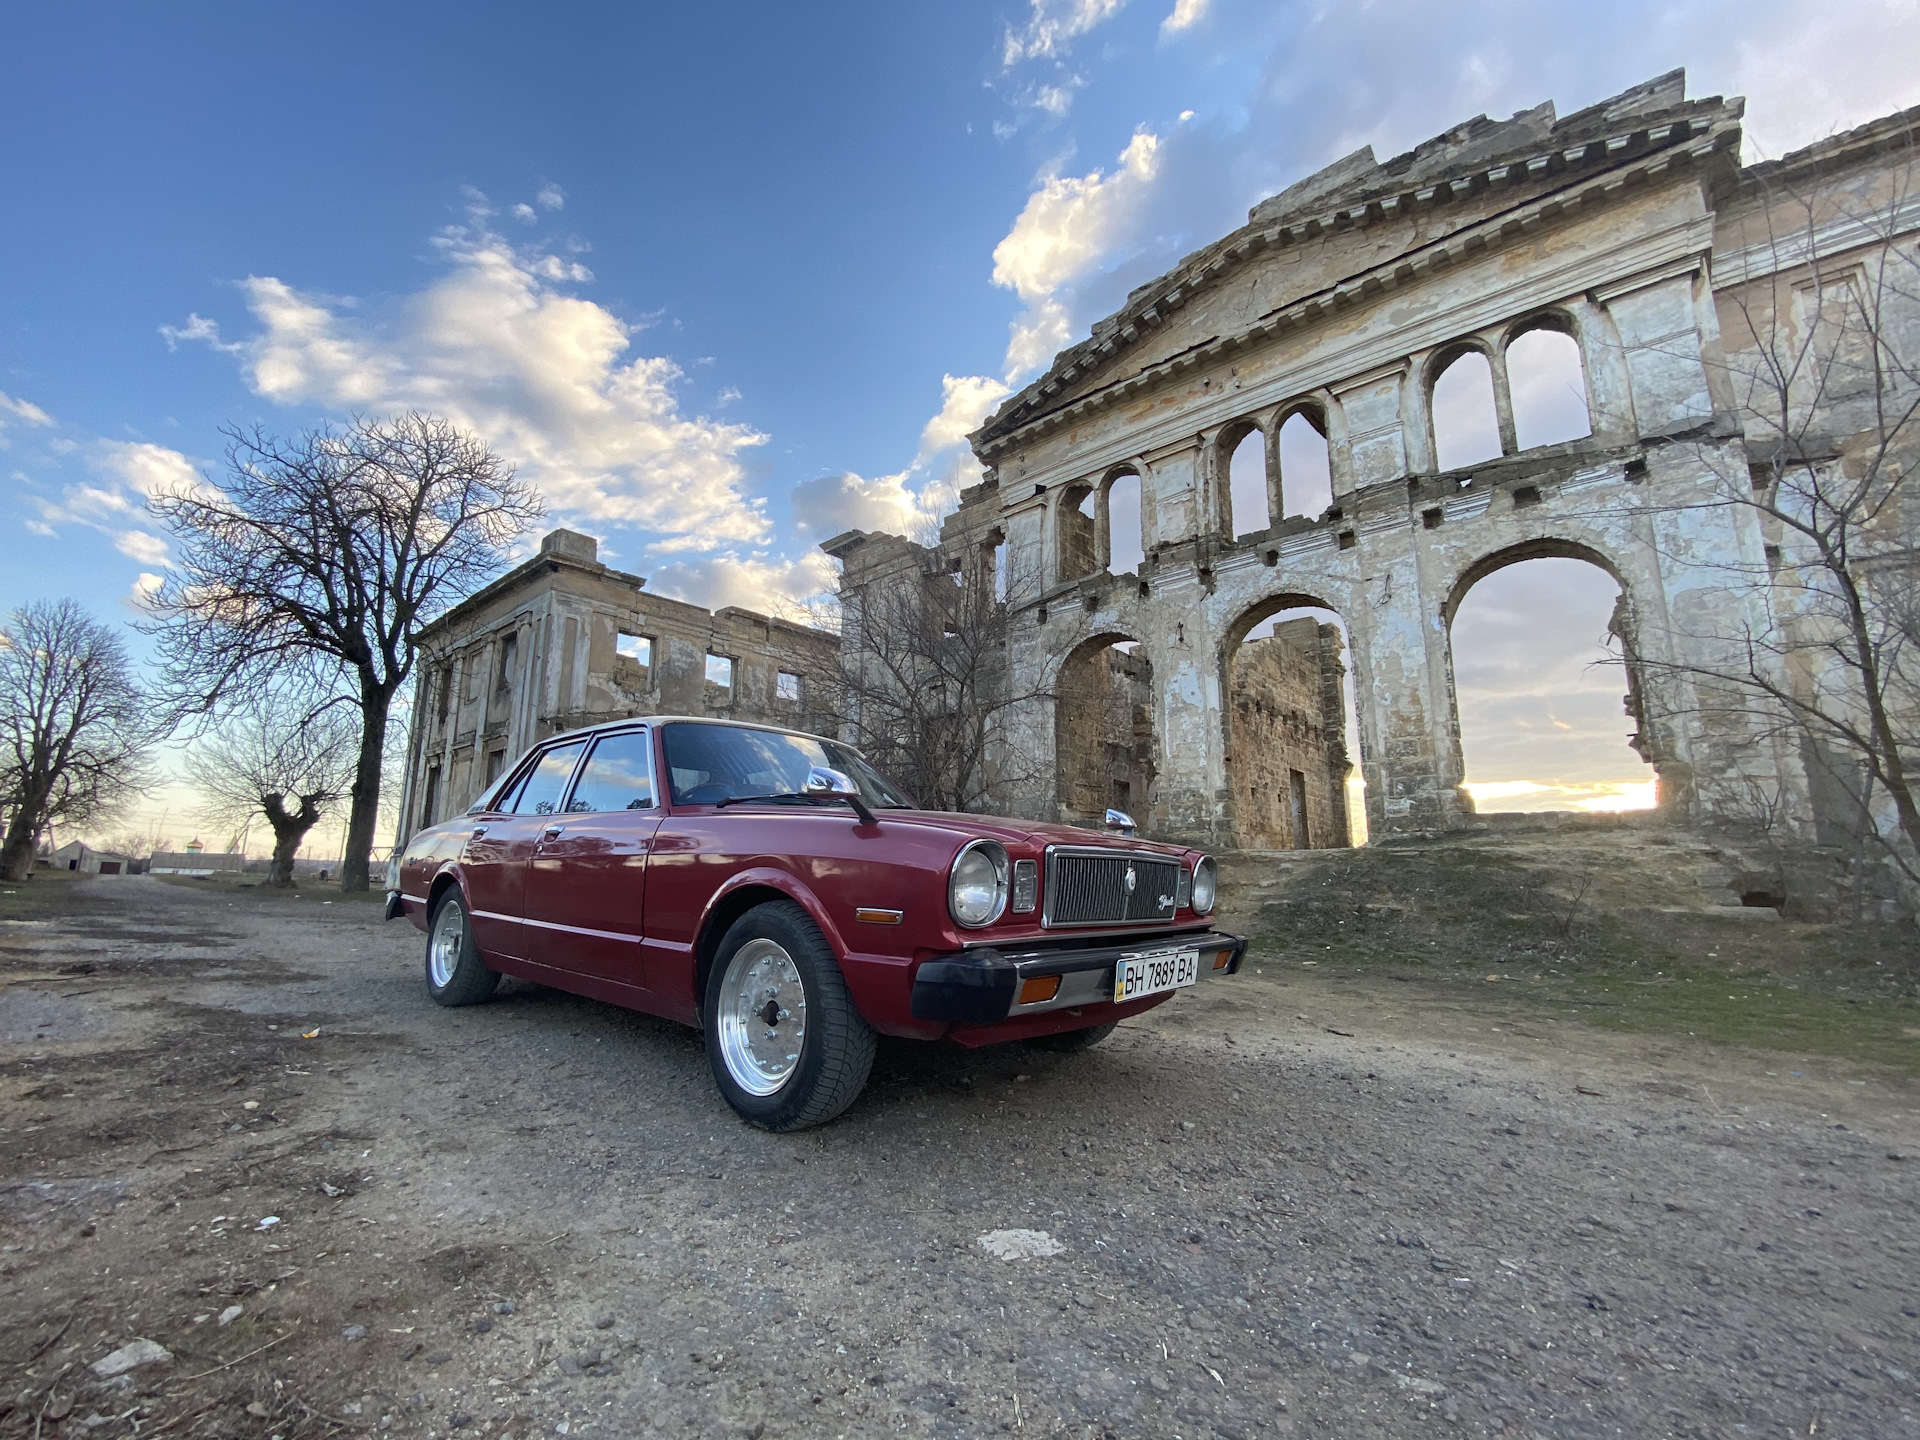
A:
[95, 441, 205, 502]
[511, 203, 538, 224]
[1160, 0, 1209, 35]
[918, 374, 1011, 459]
[1003, 0, 1129, 65]
[127, 571, 165, 611]
[536, 184, 566, 211]
[646, 550, 839, 616]
[788, 469, 926, 541]
[0, 392, 53, 430]
[114, 529, 170, 565]
[158, 314, 240, 353]
[180, 223, 771, 552]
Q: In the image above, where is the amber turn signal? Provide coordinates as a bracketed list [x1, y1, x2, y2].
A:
[1016, 975, 1061, 1005]
[1212, 951, 1231, 970]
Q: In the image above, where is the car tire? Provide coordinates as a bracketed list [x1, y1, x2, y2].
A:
[1026, 1020, 1118, 1053]
[425, 890, 499, 1007]
[704, 900, 875, 1131]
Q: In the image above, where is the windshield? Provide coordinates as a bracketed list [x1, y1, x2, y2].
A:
[661, 723, 915, 809]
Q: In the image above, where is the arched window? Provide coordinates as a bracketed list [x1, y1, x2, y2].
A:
[1058, 482, 1097, 582]
[1106, 469, 1145, 576]
[1448, 555, 1652, 814]
[1431, 349, 1502, 471]
[1506, 327, 1591, 451]
[1226, 426, 1268, 537]
[1056, 633, 1155, 825]
[1278, 411, 1333, 519]
[1225, 601, 1361, 848]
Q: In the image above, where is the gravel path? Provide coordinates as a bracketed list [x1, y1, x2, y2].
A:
[1, 875, 1915, 1439]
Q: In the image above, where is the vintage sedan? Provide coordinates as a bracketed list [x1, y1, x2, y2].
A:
[387, 717, 1243, 1130]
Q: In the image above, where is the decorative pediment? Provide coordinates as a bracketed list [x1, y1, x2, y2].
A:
[971, 70, 1744, 460]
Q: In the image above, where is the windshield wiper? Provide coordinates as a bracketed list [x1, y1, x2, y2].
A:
[713, 791, 877, 825]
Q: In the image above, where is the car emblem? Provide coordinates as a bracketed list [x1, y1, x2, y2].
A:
[1124, 864, 1137, 893]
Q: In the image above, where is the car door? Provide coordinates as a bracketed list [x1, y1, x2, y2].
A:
[519, 727, 663, 998]
[460, 738, 587, 961]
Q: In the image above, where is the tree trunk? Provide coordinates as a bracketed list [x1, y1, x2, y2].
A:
[262, 794, 320, 888]
[0, 777, 54, 882]
[339, 681, 392, 892]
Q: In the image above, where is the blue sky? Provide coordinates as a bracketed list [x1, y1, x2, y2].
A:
[3, 0, 1917, 840]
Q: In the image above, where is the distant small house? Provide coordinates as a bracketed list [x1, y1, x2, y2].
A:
[46, 841, 134, 876]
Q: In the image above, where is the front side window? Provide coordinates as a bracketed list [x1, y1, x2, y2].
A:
[662, 722, 914, 809]
[509, 741, 586, 816]
[567, 731, 656, 812]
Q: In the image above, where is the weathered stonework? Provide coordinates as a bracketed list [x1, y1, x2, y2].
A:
[830, 72, 1920, 846]
[395, 529, 838, 834]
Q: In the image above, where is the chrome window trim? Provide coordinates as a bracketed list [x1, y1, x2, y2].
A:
[1040, 844, 1184, 928]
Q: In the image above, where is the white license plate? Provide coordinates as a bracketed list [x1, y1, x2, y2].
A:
[1113, 947, 1200, 1003]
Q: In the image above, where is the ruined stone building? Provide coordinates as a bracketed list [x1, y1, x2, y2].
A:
[395, 529, 839, 833]
[826, 72, 1920, 849]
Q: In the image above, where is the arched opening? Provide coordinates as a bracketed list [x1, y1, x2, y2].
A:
[1506, 325, 1591, 451]
[1278, 410, 1333, 519]
[1105, 468, 1145, 576]
[1225, 424, 1269, 538]
[1446, 550, 1653, 814]
[1057, 482, 1097, 582]
[1431, 348, 1503, 471]
[1223, 597, 1363, 849]
[1056, 633, 1156, 827]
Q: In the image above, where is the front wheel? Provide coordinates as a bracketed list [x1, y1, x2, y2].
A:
[425, 891, 499, 1007]
[704, 901, 875, 1131]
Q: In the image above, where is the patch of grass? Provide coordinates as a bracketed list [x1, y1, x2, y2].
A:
[1235, 838, 1920, 1073]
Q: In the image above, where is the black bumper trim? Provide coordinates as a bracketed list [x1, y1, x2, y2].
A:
[910, 930, 1245, 1023]
[383, 890, 406, 922]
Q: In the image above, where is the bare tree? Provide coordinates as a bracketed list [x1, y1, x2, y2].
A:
[0, 600, 152, 882]
[187, 702, 357, 887]
[144, 413, 541, 891]
[1656, 119, 1920, 880]
[822, 553, 1049, 814]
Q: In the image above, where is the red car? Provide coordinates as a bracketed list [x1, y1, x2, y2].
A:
[387, 717, 1243, 1130]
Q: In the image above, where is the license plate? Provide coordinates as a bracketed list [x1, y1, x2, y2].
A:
[1113, 946, 1200, 1003]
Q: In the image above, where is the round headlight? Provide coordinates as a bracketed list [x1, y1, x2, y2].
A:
[949, 840, 1010, 928]
[1190, 855, 1217, 915]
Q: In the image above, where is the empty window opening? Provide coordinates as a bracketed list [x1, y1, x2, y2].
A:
[617, 632, 653, 670]
[493, 633, 519, 698]
[1227, 605, 1362, 850]
[1106, 471, 1145, 576]
[419, 765, 441, 830]
[1227, 428, 1269, 537]
[1512, 485, 1542, 509]
[1278, 412, 1333, 519]
[435, 666, 453, 722]
[776, 671, 802, 704]
[705, 653, 734, 696]
[1449, 556, 1652, 815]
[1423, 507, 1445, 529]
[484, 748, 506, 785]
[1431, 350, 1503, 471]
[1061, 484, 1099, 581]
[992, 540, 1009, 601]
[1055, 635, 1155, 828]
[1506, 328, 1591, 450]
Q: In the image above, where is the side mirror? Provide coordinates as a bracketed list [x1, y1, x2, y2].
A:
[1104, 808, 1137, 837]
[804, 766, 859, 797]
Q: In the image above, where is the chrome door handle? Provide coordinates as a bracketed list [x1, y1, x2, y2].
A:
[471, 825, 488, 837]
[542, 824, 564, 838]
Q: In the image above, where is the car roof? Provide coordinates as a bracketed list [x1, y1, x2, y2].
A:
[541, 715, 826, 745]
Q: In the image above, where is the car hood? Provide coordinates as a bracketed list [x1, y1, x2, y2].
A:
[873, 809, 1194, 858]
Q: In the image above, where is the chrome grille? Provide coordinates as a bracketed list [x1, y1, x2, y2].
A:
[1043, 847, 1181, 927]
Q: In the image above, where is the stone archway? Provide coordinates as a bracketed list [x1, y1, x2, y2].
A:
[1054, 631, 1156, 827]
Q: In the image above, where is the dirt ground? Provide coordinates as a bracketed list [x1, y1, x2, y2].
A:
[2, 866, 1918, 1440]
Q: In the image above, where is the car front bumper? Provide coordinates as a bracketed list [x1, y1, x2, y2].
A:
[909, 930, 1245, 1024]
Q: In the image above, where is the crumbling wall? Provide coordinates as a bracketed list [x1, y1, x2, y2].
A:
[1229, 620, 1351, 849]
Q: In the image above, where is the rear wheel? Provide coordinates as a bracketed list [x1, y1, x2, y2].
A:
[425, 891, 499, 1007]
[1026, 1020, 1117, 1053]
[704, 901, 874, 1131]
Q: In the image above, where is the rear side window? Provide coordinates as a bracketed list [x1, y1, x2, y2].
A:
[567, 731, 655, 812]
[509, 741, 586, 815]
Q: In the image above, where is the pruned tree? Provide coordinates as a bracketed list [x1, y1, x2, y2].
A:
[0, 599, 153, 881]
[187, 701, 357, 887]
[819, 550, 1049, 814]
[1653, 117, 1920, 883]
[144, 412, 541, 891]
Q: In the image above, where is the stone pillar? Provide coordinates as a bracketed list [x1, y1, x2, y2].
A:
[1596, 262, 1716, 436]
[1142, 440, 1202, 551]
[1487, 342, 1520, 455]
[1141, 574, 1225, 843]
[1331, 364, 1410, 490]
[1565, 298, 1637, 442]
